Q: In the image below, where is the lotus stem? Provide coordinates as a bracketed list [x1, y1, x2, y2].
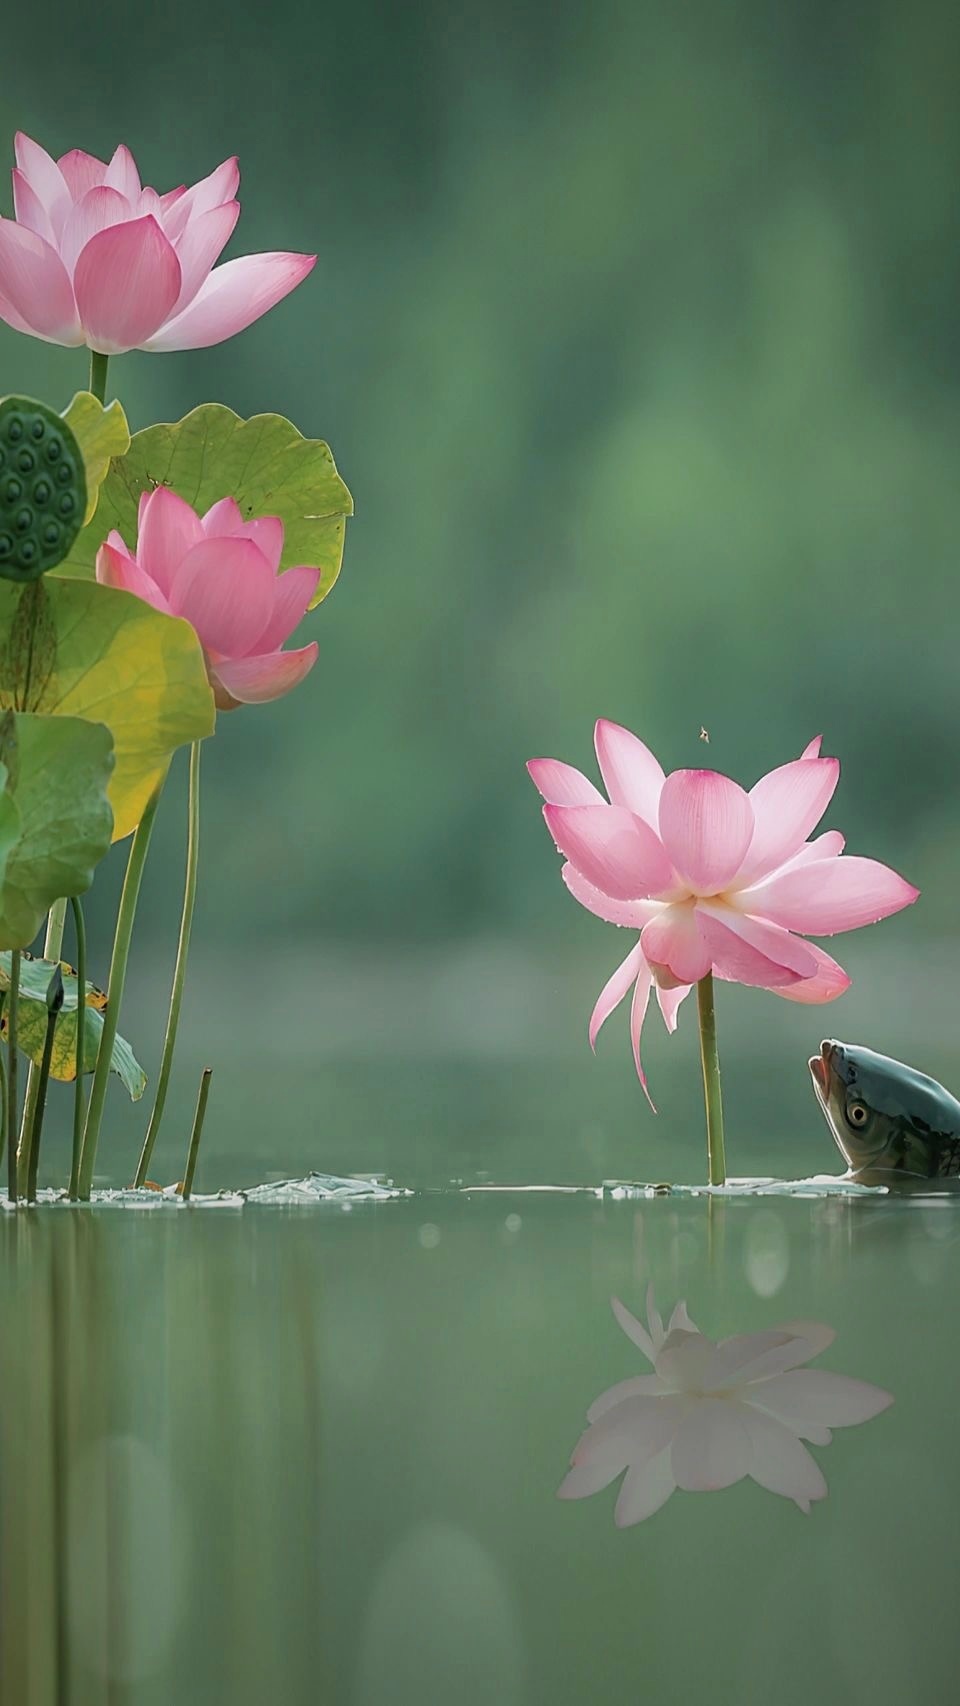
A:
[16, 1065, 40, 1194]
[135, 741, 202, 1188]
[77, 782, 164, 1200]
[43, 897, 68, 963]
[68, 896, 87, 1201]
[180, 1068, 212, 1201]
[18, 897, 80, 1190]
[16, 1085, 37, 1193]
[26, 967, 64, 1202]
[6, 951, 19, 1205]
[696, 971, 726, 1187]
[17, 876, 70, 1194]
[89, 350, 109, 406]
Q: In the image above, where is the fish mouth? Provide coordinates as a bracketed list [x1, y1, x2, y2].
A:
[808, 1039, 837, 1102]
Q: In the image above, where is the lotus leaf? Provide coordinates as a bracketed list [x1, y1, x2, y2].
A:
[0, 763, 20, 901]
[0, 711, 114, 948]
[60, 404, 353, 608]
[0, 950, 145, 1097]
[0, 578, 214, 840]
[61, 391, 131, 525]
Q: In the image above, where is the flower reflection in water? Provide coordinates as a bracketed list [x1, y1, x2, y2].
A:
[559, 1288, 892, 1526]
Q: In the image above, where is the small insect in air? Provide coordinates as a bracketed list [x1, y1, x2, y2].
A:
[699, 726, 710, 744]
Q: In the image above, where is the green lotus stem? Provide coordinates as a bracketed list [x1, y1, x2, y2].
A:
[17, 896, 75, 1190]
[43, 898, 68, 963]
[6, 951, 19, 1205]
[77, 782, 163, 1200]
[180, 1068, 212, 1201]
[135, 740, 202, 1188]
[16, 1078, 38, 1193]
[16, 825, 70, 1190]
[696, 972, 726, 1187]
[89, 350, 109, 406]
[17, 897, 78, 1188]
[26, 967, 64, 1203]
[68, 896, 87, 1201]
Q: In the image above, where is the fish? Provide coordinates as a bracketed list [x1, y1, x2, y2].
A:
[808, 1039, 960, 1185]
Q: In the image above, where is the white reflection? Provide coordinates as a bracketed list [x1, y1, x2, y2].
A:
[66, 1433, 189, 1684]
[355, 1520, 524, 1706]
[559, 1288, 893, 1526]
[744, 1209, 790, 1297]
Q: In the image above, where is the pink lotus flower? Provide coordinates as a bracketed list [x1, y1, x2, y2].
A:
[96, 486, 318, 708]
[0, 134, 315, 354]
[528, 724, 918, 1104]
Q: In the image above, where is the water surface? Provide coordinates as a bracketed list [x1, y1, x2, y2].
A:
[1, 1188, 955, 1704]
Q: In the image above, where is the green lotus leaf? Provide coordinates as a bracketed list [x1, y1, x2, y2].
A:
[59, 403, 353, 609]
[0, 711, 114, 949]
[61, 392, 131, 525]
[0, 950, 144, 1097]
[0, 578, 215, 841]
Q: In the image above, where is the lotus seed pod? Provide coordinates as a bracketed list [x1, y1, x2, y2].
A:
[0, 398, 87, 584]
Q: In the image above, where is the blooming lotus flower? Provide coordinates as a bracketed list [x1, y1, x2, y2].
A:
[559, 1289, 893, 1525]
[0, 134, 315, 354]
[96, 486, 318, 708]
[528, 724, 918, 1104]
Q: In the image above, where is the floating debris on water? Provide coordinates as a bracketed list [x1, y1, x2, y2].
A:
[240, 1172, 407, 1205]
[0, 1173, 409, 1210]
[599, 1176, 890, 1199]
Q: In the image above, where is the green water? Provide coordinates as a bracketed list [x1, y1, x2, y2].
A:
[1, 1186, 955, 1705]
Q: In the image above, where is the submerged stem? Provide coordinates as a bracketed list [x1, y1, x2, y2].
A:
[68, 896, 87, 1201]
[180, 1068, 212, 1201]
[696, 972, 726, 1187]
[135, 741, 202, 1187]
[89, 350, 109, 406]
[77, 783, 163, 1200]
[6, 952, 19, 1205]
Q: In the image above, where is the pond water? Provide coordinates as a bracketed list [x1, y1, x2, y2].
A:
[1, 1184, 956, 1705]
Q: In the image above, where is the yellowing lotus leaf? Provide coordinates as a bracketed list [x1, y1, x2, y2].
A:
[61, 391, 131, 525]
[0, 578, 215, 841]
[0, 950, 145, 1096]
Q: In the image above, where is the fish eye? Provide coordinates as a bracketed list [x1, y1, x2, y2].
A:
[845, 1101, 869, 1128]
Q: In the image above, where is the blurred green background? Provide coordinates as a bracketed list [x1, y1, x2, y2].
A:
[1, 0, 957, 1187]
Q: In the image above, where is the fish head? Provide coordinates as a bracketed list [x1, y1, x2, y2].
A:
[808, 1039, 960, 1182]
